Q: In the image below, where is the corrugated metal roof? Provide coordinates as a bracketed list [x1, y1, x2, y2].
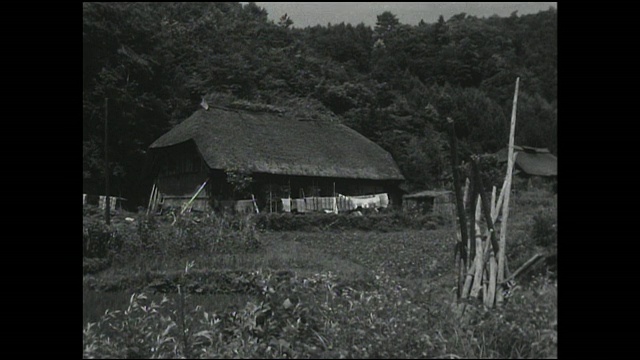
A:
[495, 146, 557, 176]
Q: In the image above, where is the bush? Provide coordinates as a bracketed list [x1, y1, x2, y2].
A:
[83, 217, 121, 258]
[83, 268, 440, 359]
[83, 258, 111, 275]
[531, 210, 557, 247]
[110, 214, 262, 264]
[254, 211, 441, 232]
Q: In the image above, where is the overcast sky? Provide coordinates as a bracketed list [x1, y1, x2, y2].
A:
[246, 2, 557, 28]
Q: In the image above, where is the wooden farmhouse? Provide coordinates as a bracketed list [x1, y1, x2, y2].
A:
[147, 106, 405, 213]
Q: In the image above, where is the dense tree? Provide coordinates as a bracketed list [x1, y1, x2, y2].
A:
[83, 3, 557, 204]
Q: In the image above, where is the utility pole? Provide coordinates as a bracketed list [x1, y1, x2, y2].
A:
[105, 98, 110, 225]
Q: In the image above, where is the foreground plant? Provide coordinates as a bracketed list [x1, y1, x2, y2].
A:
[84, 267, 556, 359]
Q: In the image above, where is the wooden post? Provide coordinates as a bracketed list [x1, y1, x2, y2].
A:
[485, 252, 497, 307]
[462, 178, 472, 264]
[146, 183, 156, 216]
[497, 77, 520, 307]
[461, 259, 476, 300]
[104, 98, 110, 225]
[471, 157, 500, 257]
[493, 177, 507, 222]
[463, 177, 471, 214]
[461, 191, 482, 299]
[490, 186, 497, 220]
[251, 194, 260, 214]
[468, 178, 477, 262]
[451, 199, 463, 299]
[470, 195, 484, 298]
[458, 179, 471, 298]
[447, 117, 469, 272]
[482, 238, 489, 300]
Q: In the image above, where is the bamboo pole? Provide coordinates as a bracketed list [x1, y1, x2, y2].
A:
[458, 178, 471, 298]
[471, 157, 500, 257]
[497, 77, 520, 307]
[463, 177, 471, 214]
[181, 179, 209, 215]
[461, 191, 480, 302]
[470, 195, 484, 298]
[490, 186, 497, 220]
[146, 183, 156, 216]
[468, 179, 477, 263]
[104, 98, 110, 225]
[463, 177, 472, 264]
[461, 259, 476, 299]
[501, 254, 544, 285]
[482, 238, 489, 300]
[451, 198, 463, 300]
[485, 252, 497, 307]
[153, 185, 160, 214]
[447, 118, 469, 271]
[251, 194, 260, 214]
[493, 177, 507, 222]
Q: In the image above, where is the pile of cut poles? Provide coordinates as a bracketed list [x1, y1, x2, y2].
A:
[447, 78, 545, 312]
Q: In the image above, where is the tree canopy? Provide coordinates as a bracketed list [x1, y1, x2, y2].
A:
[83, 2, 557, 206]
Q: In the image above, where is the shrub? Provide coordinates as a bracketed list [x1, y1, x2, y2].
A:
[531, 210, 557, 247]
[83, 217, 121, 258]
[84, 266, 557, 359]
[101, 213, 262, 266]
[83, 258, 111, 275]
[254, 211, 441, 232]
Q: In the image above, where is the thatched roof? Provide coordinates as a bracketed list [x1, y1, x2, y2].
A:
[496, 146, 557, 177]
[150, 107, 404, 180]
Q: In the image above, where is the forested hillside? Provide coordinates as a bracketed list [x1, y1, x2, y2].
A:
[83, 2, 557, 206]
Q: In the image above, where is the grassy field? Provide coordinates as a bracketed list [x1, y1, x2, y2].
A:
[83, 186, 557, 358]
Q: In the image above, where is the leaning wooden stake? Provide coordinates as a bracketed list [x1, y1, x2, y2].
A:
[470, 195, 484, 298]
[485, 251, 497, 308]
[146, 183, 157, 216]
[502, 253, 544, 285]
[455, 180, 471, 299]
[490, 186, 497, 217]
[181, 179, 209, 215]
[471, 157, 500, 258]
[497, 77, 520, 307]
[468, 178, 477, 263]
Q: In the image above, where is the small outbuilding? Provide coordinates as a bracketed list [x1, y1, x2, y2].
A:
[402, 190, 454, 217]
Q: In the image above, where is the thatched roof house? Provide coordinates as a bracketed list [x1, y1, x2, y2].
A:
[148, 106, 405, 212]
[496, 146, 557, 177]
